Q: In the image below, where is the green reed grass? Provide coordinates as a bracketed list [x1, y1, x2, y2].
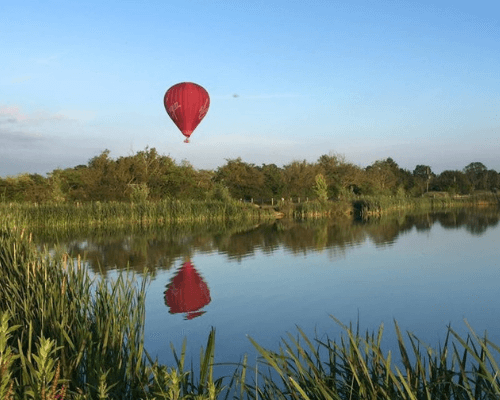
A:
[0, 200, 276, 231]
[0, 227, 150, 398]
[352, 193, 499, 218]
[289, 200, 352, 219]
[238, 316, 500, 400]
[0, 226, 228, 399]
[2, 226, 500, 399]
[277, 193, 499, 220]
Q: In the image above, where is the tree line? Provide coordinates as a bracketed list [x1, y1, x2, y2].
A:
[1, 148, 498, 203]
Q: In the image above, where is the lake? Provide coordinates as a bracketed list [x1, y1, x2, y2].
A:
[33, 207, 500, 378]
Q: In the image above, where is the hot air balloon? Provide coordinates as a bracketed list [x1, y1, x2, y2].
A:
[164, 82, 210, 143]
[164, 261, 211, 320]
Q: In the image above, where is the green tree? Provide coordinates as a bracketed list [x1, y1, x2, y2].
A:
[412, 165, 434, 195]
[260, 163, 284, 199]
[364, 158, 399, 195]
[433, 170, 472, 194]
[413, 165, 433, 180]
[317, 153, 365, 197]
[174, 159, 211, 200]
[25, 174, 52, 202]
[486, 170, 499, 192]
[215, 158, 265, 200]
[208, 182, 233, 202]
[317, 154, 341, 196]
[57, 165, 88, 201]
[195, 169, 216, 199]
[83, 149, 121, 200]
[464, 162, 488, 191]
[1, 174, 40, 202]
[48, 170, 66, 203]
[282, 160, 318, 199]
[313, 174, 328, 202]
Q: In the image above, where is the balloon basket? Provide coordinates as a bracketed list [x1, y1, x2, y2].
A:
[184, 138, 190, 143]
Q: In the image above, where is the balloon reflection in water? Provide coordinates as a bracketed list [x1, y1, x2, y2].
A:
[164, 260, 211, 320]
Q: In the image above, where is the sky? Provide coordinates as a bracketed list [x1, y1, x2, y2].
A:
[1, 0, 499, 177]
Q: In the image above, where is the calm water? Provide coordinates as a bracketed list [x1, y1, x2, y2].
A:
[34, 208, 500, 375]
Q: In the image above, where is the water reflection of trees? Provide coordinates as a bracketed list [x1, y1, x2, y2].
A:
[31, 208, 500, 274]
[420, 208, 499, 236]
[361, 215, 416, 247]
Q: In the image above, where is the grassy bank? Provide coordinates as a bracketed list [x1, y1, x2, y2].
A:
[277, 199, 352, 219]
[351, 192, 500, 218]
[0, 199, 276, 230]
[1, 227, 500, 399]
[274, 192, 500, 220]
[1, 193, 497, 230]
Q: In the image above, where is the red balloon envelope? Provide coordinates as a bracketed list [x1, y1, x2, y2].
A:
[164, 82, 210, 143]
[164, 261, 211, 320]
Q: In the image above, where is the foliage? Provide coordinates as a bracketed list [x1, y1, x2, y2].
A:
[208, 182, 233, 202]
[313, 174, 328, 203]
[260, 163, 284, 198]
[0, 148, 499, 211]
[432, 170, 473, 195]
[282, 160, 318, 199]
[130, 183, 150, 203]
[364, 158, 404, 196]
[214, 158, 266, 201]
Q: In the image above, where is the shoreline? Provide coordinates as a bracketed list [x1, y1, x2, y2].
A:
[1, 192, 498, 230]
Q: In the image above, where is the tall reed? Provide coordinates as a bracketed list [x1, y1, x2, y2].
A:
[0, 227, 148, 398]
[2, 226, 500, 399]
[238, 316, 500, 400]
[0, 200, 276, 231]
[352, 193, 499, 218]
[0, 227, 224, 399]
[290, 200, 352, 219]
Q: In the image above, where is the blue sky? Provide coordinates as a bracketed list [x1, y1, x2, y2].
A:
[1, 0, 498, 177]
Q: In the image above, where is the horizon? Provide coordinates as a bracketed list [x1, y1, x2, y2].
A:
[0, 146, 496, 179]
[1, 0, 498, 177]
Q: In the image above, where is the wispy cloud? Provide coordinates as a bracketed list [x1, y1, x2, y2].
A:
[0, 105, 29, 122]
[0, 105, 97, 125]
[0, 105, 69, 125]
[0, 129, 43, 142]
[0, 104, 101, 153]
[0, 105, 66, 147]
[0, 125, 47, 151]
